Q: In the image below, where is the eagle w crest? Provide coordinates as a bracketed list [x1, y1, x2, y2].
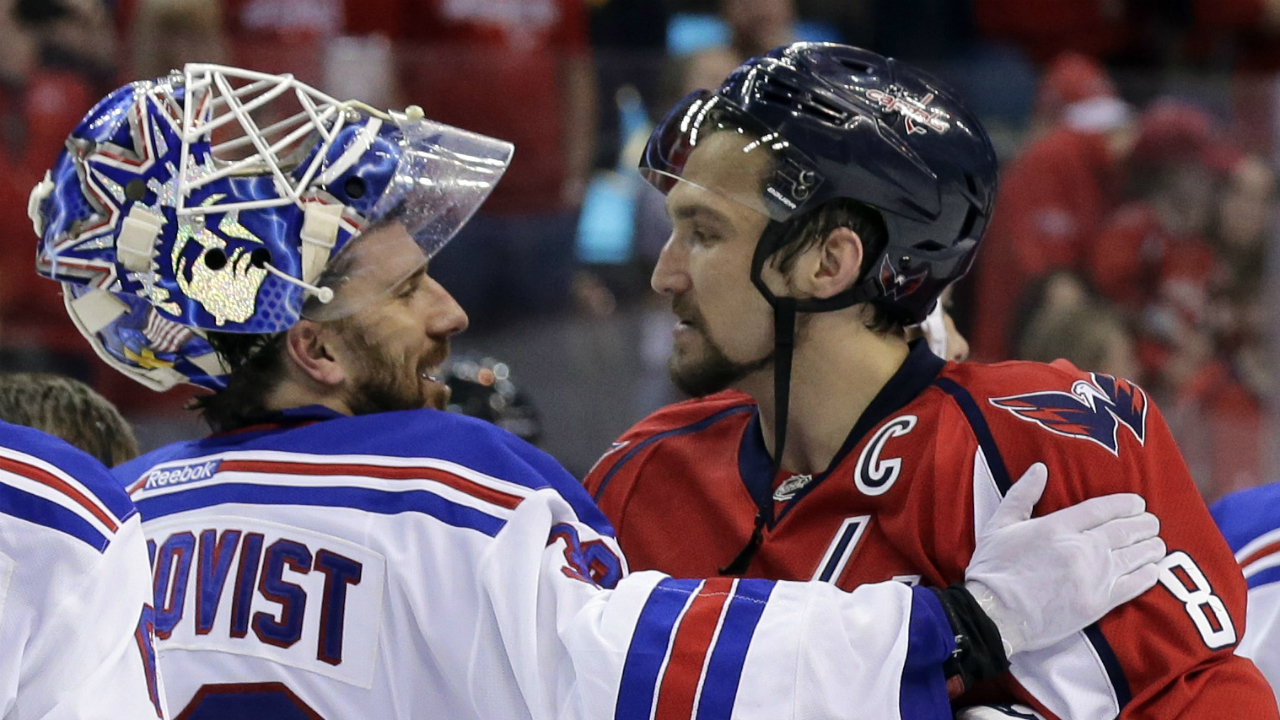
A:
[989, 373, 1147, 456]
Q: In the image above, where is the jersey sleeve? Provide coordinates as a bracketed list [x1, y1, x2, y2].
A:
[0, 513, 165, 720]
[1211, 485, 1280, 709]
[966, 366, 1277, 719]
[475, 487, 958, 720]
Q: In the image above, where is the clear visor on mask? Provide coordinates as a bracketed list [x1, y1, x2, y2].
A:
[303, 113, 513, 322]
[639, 90, 826, 222]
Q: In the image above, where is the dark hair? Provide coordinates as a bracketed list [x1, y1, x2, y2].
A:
[188, 332, 288, 432]
[0, 372, 140, 466]
[770, 198, 900, 333]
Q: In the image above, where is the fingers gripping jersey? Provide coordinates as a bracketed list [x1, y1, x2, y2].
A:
[1211, 483, 1280, 708]
[116, 407, 958, 720]
[586, 342, 1279, 720]
[0, 422, 165, 720]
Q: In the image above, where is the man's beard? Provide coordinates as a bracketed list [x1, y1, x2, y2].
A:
[338, 320, 449, 415]
[669, 297, 773, 397]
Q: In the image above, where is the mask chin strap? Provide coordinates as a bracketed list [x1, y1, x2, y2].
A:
[718, 216, 869, 576]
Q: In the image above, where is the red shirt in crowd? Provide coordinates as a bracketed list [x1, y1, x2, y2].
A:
[972, 127, 1121, 360]
[394, 0, 590, 215]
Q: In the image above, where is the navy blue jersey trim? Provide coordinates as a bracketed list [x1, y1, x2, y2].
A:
[934, 380, 1131, 713]
[1084, 623, 1132, 710]
[593, 405, 755, 503]
[933, 377, 1013, 494]
[739, 340, 946, 527]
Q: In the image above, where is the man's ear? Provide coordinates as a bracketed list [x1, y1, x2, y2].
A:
[282, 319, 347, 387]
[800, 226, 865, 299]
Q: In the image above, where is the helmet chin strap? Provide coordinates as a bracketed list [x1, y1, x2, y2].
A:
[719, 216, 869, 576]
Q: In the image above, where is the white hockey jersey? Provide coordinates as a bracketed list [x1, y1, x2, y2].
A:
[1212, 481, 1280, 707]
[0, 421, 164, 720]
[115, 406, 957, 720]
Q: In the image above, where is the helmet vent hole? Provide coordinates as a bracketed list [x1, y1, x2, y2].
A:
[803, 97, 848, 124]
[204, 249, 227, 270]
[914, 240, 947, 253]
[836, 57, 875, 76]
[760, 88, 793, 105]
[250, 248, 272, 268]
[957, 205, 979, 241]
[344, 176, 367, 199]
[124, 179, 147, 201]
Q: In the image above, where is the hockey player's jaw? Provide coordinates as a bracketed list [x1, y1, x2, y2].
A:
[652, 132, 776, 396]
[326, 224, 469, 413]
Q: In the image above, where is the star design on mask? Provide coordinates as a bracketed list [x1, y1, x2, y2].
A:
[123, 346, 175, 370]
[53, 91, 183, 291]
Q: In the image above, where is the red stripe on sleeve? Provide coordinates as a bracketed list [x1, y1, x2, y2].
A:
[1240, 539, 1280, 570]
[654, 577, 735, 720]
[0, 456, 118, 531]
[219, 459, 524, 510]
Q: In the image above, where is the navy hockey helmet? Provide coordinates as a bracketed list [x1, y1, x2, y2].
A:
[641, 42, 998, 324]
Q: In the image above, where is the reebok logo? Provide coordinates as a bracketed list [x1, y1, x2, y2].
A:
[145, 460, 221, 489]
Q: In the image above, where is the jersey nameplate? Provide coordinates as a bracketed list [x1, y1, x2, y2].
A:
[146, 516, 386, 688]
[855, 415, 917, 496]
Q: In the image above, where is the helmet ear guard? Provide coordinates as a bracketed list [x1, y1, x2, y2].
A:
[32, 64, 513, 391]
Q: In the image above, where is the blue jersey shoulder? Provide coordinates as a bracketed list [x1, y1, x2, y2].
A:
[118, 409, 613, 536]
[1211, 481, 1280, 554]
[0, 420, 138, 548]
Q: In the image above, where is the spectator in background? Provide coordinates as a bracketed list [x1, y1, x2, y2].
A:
[682, 0, 796, 93]
[1017, 292, 1140, 381]
[394, 0, 597, 332]
[1027, 52, 1127, 139]
[0, 372, 139, 466]
[130, 0, 225, 79]
[971, 52, 1135, 361]
[1087, 100, 1228, 370]
[1079, 100, 1269, 499]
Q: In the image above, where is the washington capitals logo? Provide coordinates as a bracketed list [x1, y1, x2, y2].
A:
[864, 88, 952, 135]
[989, 373, 1148, 456]
[876, 256, 928, 300]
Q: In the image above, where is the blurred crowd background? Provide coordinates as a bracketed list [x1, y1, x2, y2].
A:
[2, 0, 1280, 501]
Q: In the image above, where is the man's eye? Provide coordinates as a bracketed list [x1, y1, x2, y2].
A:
[692, 229, 720, 245]
[396, 280, 419, 299]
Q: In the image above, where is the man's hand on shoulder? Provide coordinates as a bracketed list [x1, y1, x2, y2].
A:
[964, 462, 1166, 654]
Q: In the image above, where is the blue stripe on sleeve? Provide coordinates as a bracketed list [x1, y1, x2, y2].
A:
[1247, 565, 1280, 590]
[0, 484, 109, 551]
[898, 586, 955, 720]
[695, 579, 775, 720]
[616, 578, 700, 720]
[135, 483, 507, 537]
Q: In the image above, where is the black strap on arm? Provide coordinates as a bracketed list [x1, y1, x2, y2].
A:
[929, 583, 1010, 694]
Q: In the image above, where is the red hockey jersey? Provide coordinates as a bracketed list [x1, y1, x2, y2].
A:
[584, 341, 1277, 719]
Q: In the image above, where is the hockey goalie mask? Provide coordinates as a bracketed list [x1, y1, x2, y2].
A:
[30, 64, 513, 391]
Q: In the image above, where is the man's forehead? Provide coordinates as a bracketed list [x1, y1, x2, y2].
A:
[671, 130, 774, 218]
[329, 221, 430, 308]
[345, 223, 428, 276]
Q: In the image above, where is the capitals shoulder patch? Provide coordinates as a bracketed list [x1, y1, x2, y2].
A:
[988, 373, 1147, 456]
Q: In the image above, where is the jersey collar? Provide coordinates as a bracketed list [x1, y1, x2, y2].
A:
[737, 339, 946, 526]
[209, 404, 348, 438]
